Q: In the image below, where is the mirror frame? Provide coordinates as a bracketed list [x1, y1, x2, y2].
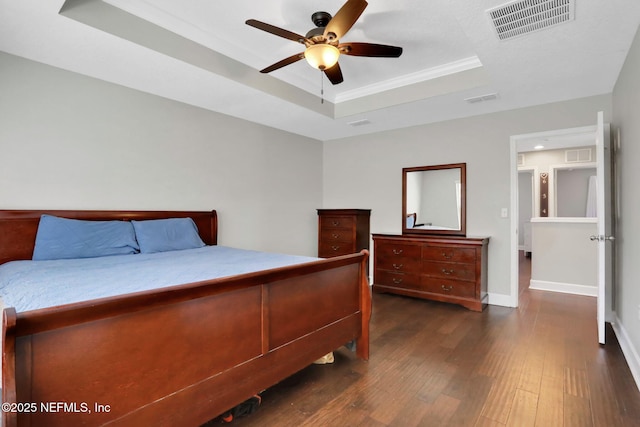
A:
[402, 163, 467, 236]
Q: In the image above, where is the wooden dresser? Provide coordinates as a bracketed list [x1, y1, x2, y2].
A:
[372, 234, 489, 311]
[317, 209, 371, 258]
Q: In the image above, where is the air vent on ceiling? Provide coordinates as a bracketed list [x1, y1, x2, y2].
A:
[487, 0, 575, 41]
[347, 119, 371, 127]
[464, 93, 499, 104]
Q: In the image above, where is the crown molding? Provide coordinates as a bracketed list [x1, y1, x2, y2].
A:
[333, 56, 483, 104]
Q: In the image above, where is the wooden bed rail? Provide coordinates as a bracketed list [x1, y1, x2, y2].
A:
[2, 250, 370, 427]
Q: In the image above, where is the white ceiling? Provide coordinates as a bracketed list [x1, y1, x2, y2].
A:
[1, 0, 639, 141]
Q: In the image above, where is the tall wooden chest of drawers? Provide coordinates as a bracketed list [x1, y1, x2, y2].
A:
[317, 209, 371, 258]
[372, 234, 489, 311]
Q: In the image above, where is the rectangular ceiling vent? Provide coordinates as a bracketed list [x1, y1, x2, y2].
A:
[487, 0, 575, 41]
[464, 93, 499, 104]
[347, 119, 371, 127]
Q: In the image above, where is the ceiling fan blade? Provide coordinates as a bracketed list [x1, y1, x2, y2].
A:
[339, 42, 403, 57]
[259, 53, 305, 73]
[323, 62, 344, 85]
[324, 0, 368, 41]
[246, 19, 308, 44]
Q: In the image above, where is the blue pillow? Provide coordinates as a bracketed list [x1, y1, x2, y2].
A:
[132, 218, 205, 254]
[32, 215, 140, 260]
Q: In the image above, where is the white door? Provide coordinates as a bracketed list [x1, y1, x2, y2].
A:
[594, 111, 613, 344]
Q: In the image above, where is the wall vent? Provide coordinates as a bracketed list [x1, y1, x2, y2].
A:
[487, 0, 575, 41]
[565, 148, 592, 163]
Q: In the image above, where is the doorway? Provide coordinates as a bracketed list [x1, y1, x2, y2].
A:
[509, 125, 600, 308]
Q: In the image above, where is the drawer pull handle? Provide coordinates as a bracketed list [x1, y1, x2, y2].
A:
[442, 269, 454, 275]
[441, 285, 453, 292]
[392, 263, 403, 270]
[332, 221, 340, 226]
[392, 278, 403, 284]
[331, 246, 340, 251]
[442, 252, 453, 259]
[392, 249, 403, 255]
[332, 233, 340, 239]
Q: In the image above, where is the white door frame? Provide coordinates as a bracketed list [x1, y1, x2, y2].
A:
[509, 125, 597, 307]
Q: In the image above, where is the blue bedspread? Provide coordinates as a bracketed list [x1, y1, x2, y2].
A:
[0, 246, 318, 312]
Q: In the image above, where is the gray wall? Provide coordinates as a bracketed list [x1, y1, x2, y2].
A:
[0, 52, 323, 256]
[322, 95, 612, 303]
[613, 25, 640, 379]
[530, 220, 598, 293]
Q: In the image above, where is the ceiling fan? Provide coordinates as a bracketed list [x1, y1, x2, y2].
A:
[246, 0, 403, 85]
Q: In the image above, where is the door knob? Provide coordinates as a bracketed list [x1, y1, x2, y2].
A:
[590, 235, 615, 241]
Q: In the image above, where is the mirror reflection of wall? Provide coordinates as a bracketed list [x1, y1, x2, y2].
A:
[419, 169, 460, 229]
[406, 168, 461, 230]
[556, 168, 597, 217]
[403, 163, 466, 236]
[406, 171, 422, 220]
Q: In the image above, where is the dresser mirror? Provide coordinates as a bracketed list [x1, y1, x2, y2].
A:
[402, 163, 466, 236]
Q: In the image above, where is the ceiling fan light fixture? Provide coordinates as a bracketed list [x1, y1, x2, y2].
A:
[304, 44, 340, 70]
[246, 0, 403, 84]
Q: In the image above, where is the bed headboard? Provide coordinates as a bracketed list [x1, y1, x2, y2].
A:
[0, 209, 218, 265]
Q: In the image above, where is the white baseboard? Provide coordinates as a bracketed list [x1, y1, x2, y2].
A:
[529, 279, 597, 297]
[611, 316, 640, 392]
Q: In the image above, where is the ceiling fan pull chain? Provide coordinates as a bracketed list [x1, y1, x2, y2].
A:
[321, 70, 324, 104]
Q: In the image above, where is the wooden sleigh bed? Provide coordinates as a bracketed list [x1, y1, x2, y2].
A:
[0, 209, 370, 427]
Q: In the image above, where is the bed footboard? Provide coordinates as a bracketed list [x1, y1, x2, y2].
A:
[2, 251, 370, 427]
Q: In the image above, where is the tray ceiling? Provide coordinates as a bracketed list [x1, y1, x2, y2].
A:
[1, 0, 639, 141]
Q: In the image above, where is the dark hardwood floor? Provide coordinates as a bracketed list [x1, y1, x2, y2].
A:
[208, 253, 640, 426]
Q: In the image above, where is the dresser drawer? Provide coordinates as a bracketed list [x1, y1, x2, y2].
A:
[375, 270, 421, 289]
[376, 257, 422, 273]
[421, 277, 476, 299]
[319, 216, 355, 230]
[423, 246, 476, 263]
[375, 242, 422, 259]
[319, 228, 353, 243]
[319, 242, 355, 257]
[423, 261, 476, 281]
